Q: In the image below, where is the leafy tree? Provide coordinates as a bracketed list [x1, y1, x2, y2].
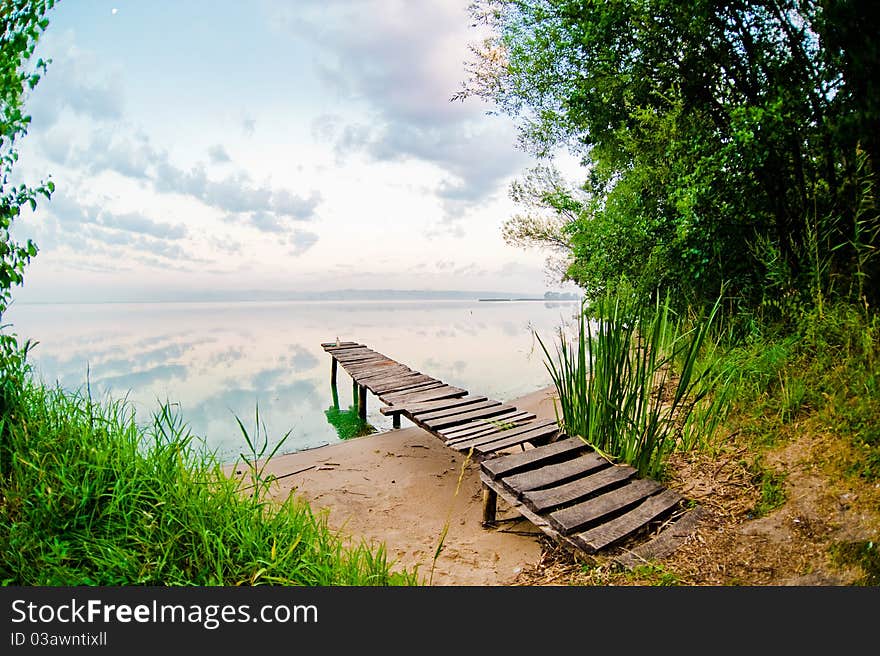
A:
[458, 0, 880, 317]
[1, 0, 55, 323]
[1, 0, 56, 460]
[501, 163, 583, 281]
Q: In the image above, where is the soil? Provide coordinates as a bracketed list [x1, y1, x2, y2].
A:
[511, 418, 880, 586]
[255, 386, 880, 587]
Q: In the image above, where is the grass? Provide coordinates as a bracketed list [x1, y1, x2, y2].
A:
[538, 290, 721, 478]
[828, 540, 879, 586]
[0, 357, 417, 586]
[747, 458, 787, 517]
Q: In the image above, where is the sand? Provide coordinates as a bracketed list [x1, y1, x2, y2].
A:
[246, 386, 561, 586]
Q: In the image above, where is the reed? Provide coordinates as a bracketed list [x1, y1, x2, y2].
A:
[538, 291, 721, 478]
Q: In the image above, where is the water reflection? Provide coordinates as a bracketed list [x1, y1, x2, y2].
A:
[324, 384, 377, 441]
[4, 299, 580, 463]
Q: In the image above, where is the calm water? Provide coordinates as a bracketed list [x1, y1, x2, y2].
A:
[4, 299, 580, 463]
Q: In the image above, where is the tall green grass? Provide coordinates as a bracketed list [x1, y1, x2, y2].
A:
[538, 291, 720, 478]
[0, 359, 417, 586]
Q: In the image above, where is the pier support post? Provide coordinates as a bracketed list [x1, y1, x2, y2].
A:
[392, 413, 401, 429]
[481, 485, 497, 527]
[358, 384, 367, 421]
[352, 379, 358, 405]
[330, 357, 337, 386]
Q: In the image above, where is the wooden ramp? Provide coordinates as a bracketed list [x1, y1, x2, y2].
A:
[321, 341, 700, 564]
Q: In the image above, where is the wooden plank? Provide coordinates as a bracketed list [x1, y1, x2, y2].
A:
[481, 436, 586, 479]
[443, 416, 552, 442]
[338, 359, 391, 370]
[547, 478, 664, 535]
[363, 371, 426, 387]
[333, 349, 381, 360]
[379, 383, 455, 403]
[371, 374, 438, 394]
[573, 489, 683, 553]
[502, 451, 609, 495]
[341, 359, 399, 372]
[441, 413, 537, 442]
[398, 394, 487, 414]
[523, 463, 636, 513]
[380, 383, 450, 400]
[334, 349, 382, 358]
[480, 472, 567, 542]
[353, 365, 414, 381]
[445, 424, 505, 444]
[373, 377, 441, 396]
[442, 413, 539, 448]
[473, 425, 561, 455]
[615, 505, 706, 569]
[379, 395, 487, 416]
[446, 414, 555, 449]
[454, 426, 559, 454]
[341, 357, 398, 369]
[421, 404, 517, 430]
[361, 373, 423, 390]
[414, 399, 503, 422]
[322, 343, 364, 351]
[330, 349, 377, 359]
[347, 368, 411, 382]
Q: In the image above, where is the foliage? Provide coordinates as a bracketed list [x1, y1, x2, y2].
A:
[537, 290, 721, 478]
[1, 0, 56, 321]
[458, 0, 880, 317]
[704, 300, 880, 482]
[0, 366, 417, 586]
[501, 164, 584, 280]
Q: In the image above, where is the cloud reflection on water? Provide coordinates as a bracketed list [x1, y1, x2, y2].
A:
[6, 299, 579, 463]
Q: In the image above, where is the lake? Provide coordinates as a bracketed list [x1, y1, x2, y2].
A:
[3, 298, 581, 463]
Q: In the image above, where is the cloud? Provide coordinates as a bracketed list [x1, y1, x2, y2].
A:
[94, 364, 188, 391]
[59, 128, 323, 228]
[50, 190, 188, 240]
[271, 190, 322, 219]
[152, 158, 323, 223]
[28, 32, 125, 129]
[39, 127, 74, 164]
[40, 190, 201, 269]
[286, 345, 319, 371]
[246, 211, 285, 234]
[60, 130, 162, 179]
[268, 1, 529, 216]
[288, 230, 319, 256]
[208, 144, 231, 164]
[99, 211, 188, 240]
[276, 1, 482, 128]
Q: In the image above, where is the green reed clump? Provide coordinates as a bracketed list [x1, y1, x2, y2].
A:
[538, 291, 720, 478]
[0, 366, 417, 586]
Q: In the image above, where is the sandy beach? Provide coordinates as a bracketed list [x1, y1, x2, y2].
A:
[245, 386, 561, 586]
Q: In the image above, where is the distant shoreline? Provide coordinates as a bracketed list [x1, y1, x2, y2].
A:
[478, 297, 580, 302]
[12, 291, 582, 306]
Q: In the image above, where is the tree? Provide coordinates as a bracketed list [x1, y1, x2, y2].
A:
[501, 163, 583, 282]
[457, 0, 880, 316]
[1, 0, 56, 323]
[1, 0, 56, 453]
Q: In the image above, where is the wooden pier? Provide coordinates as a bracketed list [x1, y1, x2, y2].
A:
[322, 340, 700, 564]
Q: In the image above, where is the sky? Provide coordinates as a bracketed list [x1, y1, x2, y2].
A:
[10, 0, 585, 304]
